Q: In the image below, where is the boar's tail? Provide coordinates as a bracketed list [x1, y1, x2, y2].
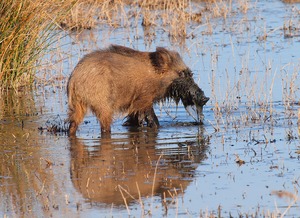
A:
[67, 78, 74, 107]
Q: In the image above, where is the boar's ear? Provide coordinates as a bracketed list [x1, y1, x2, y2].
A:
[150, 47, 172, 73]
[155, 47, 172, 61]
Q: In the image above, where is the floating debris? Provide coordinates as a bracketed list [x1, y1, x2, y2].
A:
[234, 154, 245, 166]
[38, 115, 68, 134]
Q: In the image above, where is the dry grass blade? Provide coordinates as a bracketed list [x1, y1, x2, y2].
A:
[150, 153, 163, 214]
[271, 190, 298, 218]
[118, 185, 131, 215]
[136, 181, 145, 216]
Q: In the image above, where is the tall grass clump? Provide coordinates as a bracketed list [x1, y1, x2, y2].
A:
[0, 0, 74, 88]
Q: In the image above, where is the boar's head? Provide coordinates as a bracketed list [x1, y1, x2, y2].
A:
[166, 76, 209, 123]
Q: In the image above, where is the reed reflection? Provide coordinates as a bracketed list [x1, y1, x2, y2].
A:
[0, 88, 53, 217]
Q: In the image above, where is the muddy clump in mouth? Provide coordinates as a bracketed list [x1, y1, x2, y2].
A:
[165, 76, 209, 123]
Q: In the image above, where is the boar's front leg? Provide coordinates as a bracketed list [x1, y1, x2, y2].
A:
[123, 107, 159, 128]
[122, 113, 140, 126]
[144, 107, 159, 128]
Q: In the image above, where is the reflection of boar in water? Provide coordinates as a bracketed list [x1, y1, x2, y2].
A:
[67, 45, 209, 136]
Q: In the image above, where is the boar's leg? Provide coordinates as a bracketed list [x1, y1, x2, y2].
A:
[69, 121, 78, 136]
[68, 101, 87, 136]
[144, 107, 159, 128]
[122, 113, 141, 127]
[100, 119, 112, 133]
[93, 108, 112, 134]
[123, 107, 159, 128]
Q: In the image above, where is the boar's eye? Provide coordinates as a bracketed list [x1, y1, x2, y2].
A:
[178, 71, 184, 77]
[178, 69, 193, 77]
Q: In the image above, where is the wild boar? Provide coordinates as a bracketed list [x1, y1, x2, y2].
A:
[67, 45, 209, 136]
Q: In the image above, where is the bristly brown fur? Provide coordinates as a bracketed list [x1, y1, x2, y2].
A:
[108, 45, 191, 75]
[107, 45, 144, 56]
[67, 45, 191, 135]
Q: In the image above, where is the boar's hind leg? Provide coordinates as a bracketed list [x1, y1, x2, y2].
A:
[92, 108, 112, 134]
[68, 101, 87, 136]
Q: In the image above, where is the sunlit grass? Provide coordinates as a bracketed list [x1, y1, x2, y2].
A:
[0, 0, 75, 88]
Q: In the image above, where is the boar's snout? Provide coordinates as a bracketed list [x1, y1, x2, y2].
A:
[195, 94, 209, 107]
[201, 96, 210, 105]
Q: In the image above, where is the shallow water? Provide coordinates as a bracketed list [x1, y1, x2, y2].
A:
[1, 0, 300, 217]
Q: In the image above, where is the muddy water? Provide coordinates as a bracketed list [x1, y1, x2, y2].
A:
[1, 0, 300, 217]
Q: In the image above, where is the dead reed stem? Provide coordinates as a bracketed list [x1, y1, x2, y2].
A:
[136, 181, 145, 216]
[150, 153, 163, 214]
[118, 185, 132, 215]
